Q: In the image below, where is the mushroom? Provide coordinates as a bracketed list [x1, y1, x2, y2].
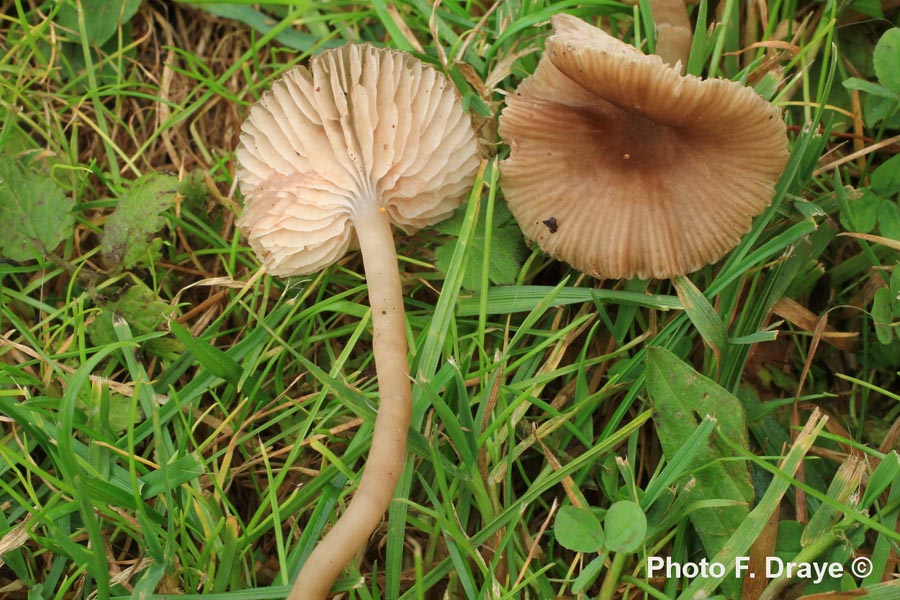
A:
[235, 43, 479, 599]
[498, 14, 789, 280]
[647, 0, 693, 68]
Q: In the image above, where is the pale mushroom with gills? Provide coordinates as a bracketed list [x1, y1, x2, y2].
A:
[499, 14, 790, 280]
[235, 43, 479, 599]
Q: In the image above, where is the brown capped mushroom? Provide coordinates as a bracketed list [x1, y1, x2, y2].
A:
[498, 13, 789, 280]
[235, 43, 479, 599]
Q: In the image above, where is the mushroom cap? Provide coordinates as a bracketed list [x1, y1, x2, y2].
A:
[236, 43, 480, 277]
[499, 14, 789, 280]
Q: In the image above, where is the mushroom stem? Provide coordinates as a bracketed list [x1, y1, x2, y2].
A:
[288, 203, 412, 600]
[650, 0, 692, 69]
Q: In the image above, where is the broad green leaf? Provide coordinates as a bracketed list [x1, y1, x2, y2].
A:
[642, 416, 717, 509]
[554, 505, 605, 553]
[604, 501, 646, 553]
[871, 155, 900, 197]
[646, 347, 753, 567]
[0, 155, 75, 261]
[849, 0, 884, 18]
[874, 28, 900, 93]
[85, 390, 136, 434]
[87, 280, 183, 360]
[892, 268, 900, 316]
[864, 94, 900, 129]
[873, 286, 895, 345]
[842, 77, 900, 100]
[100, 173, 178, 270]
[681, 410, 828, 599]
[178, 169, 210, 213]
[55, 0, 141, 45]
[878, 200, 900, 240]
[839, 189, 882, 233]
[774, 520, 805, 558]
[435, 201, 527, 291]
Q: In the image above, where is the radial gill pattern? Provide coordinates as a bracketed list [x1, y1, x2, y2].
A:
[236, 44, 480, 276]
[499, 14, 789, 280]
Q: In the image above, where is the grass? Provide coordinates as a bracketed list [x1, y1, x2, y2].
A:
[1, 0, 899, 598]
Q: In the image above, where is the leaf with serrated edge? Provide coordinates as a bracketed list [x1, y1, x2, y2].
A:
[435, 201, 527, 291]
[87, 280, 183, 360]
[100, 173, 178, 270]
[0, 156, 75, 261]
[647, 346, 753, 594]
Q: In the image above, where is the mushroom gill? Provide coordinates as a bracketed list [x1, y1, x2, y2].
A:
[499, 14, 789, 280]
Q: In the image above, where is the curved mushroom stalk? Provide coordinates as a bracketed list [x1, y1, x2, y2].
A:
[234, 44, 479, 600]
[289, 205, 411, 599]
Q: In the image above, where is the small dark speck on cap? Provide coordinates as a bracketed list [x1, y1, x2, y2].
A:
[542, 217, 559, 233]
